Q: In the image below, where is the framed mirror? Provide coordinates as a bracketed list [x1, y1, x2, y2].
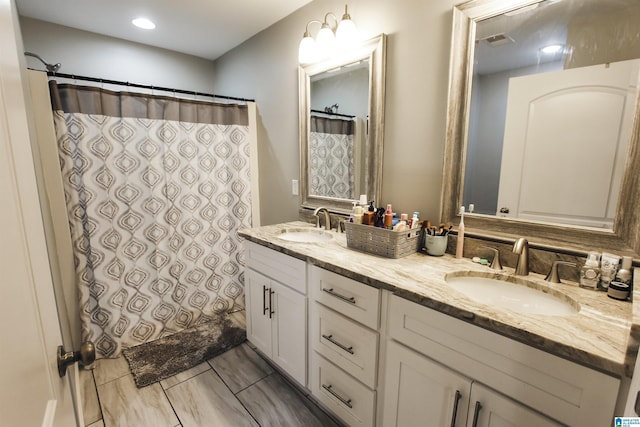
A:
[299, 34, 386, 213]
[442, 0, 640, 256]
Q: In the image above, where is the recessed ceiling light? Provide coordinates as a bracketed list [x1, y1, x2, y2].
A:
[540, 44, 564, 54]
[132, 18, 155, 30]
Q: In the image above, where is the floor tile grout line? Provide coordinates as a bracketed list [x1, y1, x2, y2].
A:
[206, 359, 264, 426]
[87, 368, 104, 427]
[159, 371, 188, 427]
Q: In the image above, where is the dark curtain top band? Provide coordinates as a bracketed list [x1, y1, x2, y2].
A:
[49, 81, 248, 126]
[310, 115, 354, 135]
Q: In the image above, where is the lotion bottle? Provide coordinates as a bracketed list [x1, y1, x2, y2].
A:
[455, 206, 465, 258]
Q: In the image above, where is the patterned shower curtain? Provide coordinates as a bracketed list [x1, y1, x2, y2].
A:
[309, 115, 355, 199]
[49, 82, 253, 358]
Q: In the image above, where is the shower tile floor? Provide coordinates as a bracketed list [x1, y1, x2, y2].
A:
[81, 310, 341, 427]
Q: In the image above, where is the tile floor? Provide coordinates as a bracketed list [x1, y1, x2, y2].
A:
[81, 310, 341, 427]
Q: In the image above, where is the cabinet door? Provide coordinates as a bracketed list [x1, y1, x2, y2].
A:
[271, 280, 307, 386]
[382, 341, 471, 427]
[467, 383, 562, 427]
[245, 269, 272, 355]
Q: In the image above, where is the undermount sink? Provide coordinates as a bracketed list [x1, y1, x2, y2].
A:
[277, 228, 333, 243]
[445, 273, 579, 316]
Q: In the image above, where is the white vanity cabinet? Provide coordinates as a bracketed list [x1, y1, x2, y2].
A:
[382, 295, 620, 427]
[244, 241, 307, 386]
[308, 265, 381, 427]
[384, 341, 561, 426]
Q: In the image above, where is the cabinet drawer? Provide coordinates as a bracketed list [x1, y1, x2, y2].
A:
[310, 302, 378, 388]
[309, 352, 376, 427]
[309, 266, 380, 329]
[388, 295, 619, 427]
[244, 241, 306, 294]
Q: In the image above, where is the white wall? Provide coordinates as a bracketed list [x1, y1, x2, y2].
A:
[20, 17, 215, 93]
[213, 0, 455, 225]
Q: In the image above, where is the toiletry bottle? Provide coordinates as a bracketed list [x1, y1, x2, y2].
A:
[375, 207, 386, 227]
[394, 213, 408, 231]
[410, 212, 420, 229]
[599, 253, 620, 290]
[354, 204, 363, 224]
[363, 201, 375, 226]
[359, 194, 368, 210]
[615, 256, 633, 285]
[579, 252, 601, 289]
[455, 206, 465, 258]
[384, 204, 393, 229]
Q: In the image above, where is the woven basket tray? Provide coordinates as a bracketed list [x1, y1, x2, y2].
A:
[345, 222, 422, 258]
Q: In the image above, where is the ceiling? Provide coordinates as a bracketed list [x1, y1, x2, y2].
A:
[15, 0, 312, 60]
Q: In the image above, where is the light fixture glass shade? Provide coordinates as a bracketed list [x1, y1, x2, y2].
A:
[336, 18, 357, 43]
[316, 24, 336, 58]
[298, 35, 317, 64]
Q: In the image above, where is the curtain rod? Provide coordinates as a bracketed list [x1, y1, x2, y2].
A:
[43, 70, 255, 103]
[310, 109, 355, 119]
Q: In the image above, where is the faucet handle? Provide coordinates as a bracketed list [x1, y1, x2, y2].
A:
[545, 261, 577, 283]
[480, 246, 502, 270]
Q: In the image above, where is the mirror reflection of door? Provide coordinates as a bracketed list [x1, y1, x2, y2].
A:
[309, 60, 369, 200]
[496, 59, 639, 228]
[461, 0, 640, 229]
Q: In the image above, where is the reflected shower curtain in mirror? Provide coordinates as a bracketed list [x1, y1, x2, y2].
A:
[49, 82, 252, 358]
[309, 115, 357, 199]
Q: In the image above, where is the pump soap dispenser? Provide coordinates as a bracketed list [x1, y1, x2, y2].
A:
[580, 251, 601, 289]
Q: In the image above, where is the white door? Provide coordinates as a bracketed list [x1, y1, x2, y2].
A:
[497, 59, 639, 228]
[0, 0, 78, 425]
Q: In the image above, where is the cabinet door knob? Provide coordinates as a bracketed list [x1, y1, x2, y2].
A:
[450, 390, 462, 427]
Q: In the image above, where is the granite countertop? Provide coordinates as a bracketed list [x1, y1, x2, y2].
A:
[239, 221, 639, 378]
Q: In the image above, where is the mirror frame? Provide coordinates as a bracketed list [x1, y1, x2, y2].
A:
[441, 0, 640, 257]
[299, 34, 387, 213]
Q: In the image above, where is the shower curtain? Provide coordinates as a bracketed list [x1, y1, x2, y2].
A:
[309, 115, 356, 199]
[49, 82, 253, 358]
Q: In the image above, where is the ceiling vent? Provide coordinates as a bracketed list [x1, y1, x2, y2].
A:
[480, 33, 514, 47]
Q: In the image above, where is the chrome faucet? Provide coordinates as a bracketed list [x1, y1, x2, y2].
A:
[512, 238, 529, 276]
[313, 207, 332, 231]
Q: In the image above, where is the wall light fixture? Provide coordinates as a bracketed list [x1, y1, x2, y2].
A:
[298, 5, 358, 64]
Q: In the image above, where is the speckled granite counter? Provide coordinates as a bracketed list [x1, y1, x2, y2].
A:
[240, 221, 638, 378]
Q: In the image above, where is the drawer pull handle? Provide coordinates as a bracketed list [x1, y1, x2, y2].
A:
[450, 390, 462, 427]
[322, 384, 353, 409]
[471, 401, 482, 427]
[321, 334, 354, 355]
[323, 287, 356, 304]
